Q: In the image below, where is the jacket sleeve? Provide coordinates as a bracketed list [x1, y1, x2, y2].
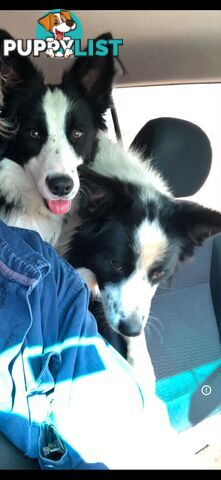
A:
[42, 242, 101, 340]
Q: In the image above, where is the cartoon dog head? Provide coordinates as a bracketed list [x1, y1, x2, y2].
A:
[38, 10, 76, 40]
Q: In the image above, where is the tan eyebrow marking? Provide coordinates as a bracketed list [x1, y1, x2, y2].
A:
[135, 219, 168, 272]
[140, 241, 167, 271]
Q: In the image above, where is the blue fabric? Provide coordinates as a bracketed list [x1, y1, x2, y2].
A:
[0, 220, 146, 470]
[156, 358, 221, 431]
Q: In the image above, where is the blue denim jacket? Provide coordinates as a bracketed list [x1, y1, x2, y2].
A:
[0, 220, 145, 469]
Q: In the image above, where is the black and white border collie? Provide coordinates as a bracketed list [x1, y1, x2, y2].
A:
[0, 29, 115, 244]
[58, 132, 221, 374]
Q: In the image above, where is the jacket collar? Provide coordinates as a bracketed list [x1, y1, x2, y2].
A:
[0, 220, 51, 287]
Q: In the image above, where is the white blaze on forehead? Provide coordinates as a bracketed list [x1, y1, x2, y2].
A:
[42, 89, 82, 170]
[43, 88, 70, 145]
[25, 88, 83, 200]
[135, 219, 168, 271]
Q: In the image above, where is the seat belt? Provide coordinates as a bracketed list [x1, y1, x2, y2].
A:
[110, 94, 122, 141]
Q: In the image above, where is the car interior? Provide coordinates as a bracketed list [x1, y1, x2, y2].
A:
[0, 9, 221, 469]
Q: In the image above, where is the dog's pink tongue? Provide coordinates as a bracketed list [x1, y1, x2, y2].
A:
[56, 30, 63, 41]
[47, 199, 71, 215]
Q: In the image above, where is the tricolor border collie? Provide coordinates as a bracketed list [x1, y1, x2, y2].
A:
[58, 132, 221, 373]
[0, 29, 115, 244]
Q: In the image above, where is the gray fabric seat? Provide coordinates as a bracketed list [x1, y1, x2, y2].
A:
[148, 237, 221, 380]
[0, 431, 39, 469]
[147, 235, 221, 429]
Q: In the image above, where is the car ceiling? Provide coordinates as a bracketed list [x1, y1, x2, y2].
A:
[1, 10, 221, 87]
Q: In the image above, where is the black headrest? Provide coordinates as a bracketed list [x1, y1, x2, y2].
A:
[130, 117, 212, 197]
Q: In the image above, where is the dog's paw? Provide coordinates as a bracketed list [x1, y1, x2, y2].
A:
[76, 267, 98, 291]
[46, 49, 55, 58]
[64, 49, 74, 58]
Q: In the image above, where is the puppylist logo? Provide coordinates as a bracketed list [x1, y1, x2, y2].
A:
[2, 9, 123, 59]
[37, 9, 82, 58]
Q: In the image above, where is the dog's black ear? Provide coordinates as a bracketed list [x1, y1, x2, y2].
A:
[0, 29, 42, 94]
[171, 199, 221, 261]
[62, 32, 116, 114]
[78, 165, 133, 219]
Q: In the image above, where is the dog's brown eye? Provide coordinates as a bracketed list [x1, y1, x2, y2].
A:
[150, 269, 165, 282]
[71, 129, 84, 141]
[111, 261, 124, 272]
[29, 130, 41, 140]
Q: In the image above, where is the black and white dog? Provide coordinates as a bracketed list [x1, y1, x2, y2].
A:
[0, 29, 115, 245]
[58, 131, 221, 385]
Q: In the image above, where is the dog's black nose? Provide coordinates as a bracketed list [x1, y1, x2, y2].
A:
[46, 175, 74, 196]
[66, 19, 74, 27]
[118, 317, 142, 337]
